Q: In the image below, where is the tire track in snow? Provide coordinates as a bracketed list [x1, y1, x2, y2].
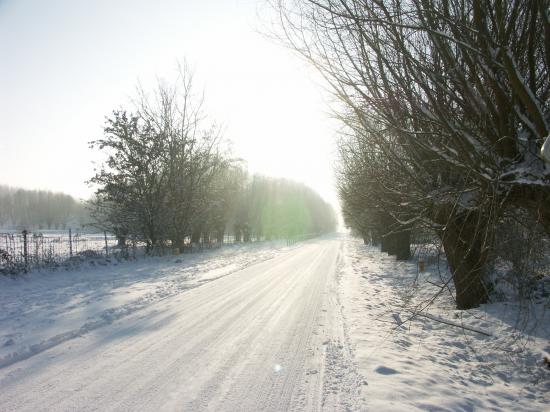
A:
[0, 238, 366, 411]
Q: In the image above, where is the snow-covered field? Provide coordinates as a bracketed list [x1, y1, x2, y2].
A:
[0, 235, 548, 411]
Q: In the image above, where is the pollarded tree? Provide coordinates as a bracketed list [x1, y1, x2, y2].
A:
[337, 126, 414, 259]
[277, 0, 550, 308]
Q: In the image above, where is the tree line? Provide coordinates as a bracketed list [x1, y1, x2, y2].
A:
[277, 0, 550, 309]
[89, 68, 336, 252]
[0, 185, 88, 230]
[232, 174, 337, 242]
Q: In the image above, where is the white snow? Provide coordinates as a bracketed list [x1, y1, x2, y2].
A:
[0, 241, 288, 369]
[339, 237, 550, 411]
[0, 237, 367, 411]
[0, 235, 548, 411]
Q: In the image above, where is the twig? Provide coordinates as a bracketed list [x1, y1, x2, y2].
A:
[417, 312, 493, 337]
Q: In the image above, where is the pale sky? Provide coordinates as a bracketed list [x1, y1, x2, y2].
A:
[0, 0, 340, 213]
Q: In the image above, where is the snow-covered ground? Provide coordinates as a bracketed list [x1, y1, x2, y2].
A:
[0, 237, 366, 411]
[0, 241, 289, 369]
[0, 235, 548, 411]
[340, 236, 550, 411]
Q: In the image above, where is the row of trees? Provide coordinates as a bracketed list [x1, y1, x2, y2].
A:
[232, 175, 337, 241]
[277, 0, 550, 308]
[0, 185, 88, 230]
[89, 69, 335, 251]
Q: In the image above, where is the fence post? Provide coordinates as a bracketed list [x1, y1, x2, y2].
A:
[22, 230, 28, 271]
[69, 228, 73, 257]
[104, 231, 109, 258]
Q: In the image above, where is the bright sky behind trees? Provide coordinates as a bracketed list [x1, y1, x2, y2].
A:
[0, 0, 339, 213]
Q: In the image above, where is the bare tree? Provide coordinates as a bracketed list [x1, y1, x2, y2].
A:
[276, 0, 550, 308]
[89, 66, 228, 252]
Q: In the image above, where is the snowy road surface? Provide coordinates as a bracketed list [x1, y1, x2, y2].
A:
[2, 236, 549, 410]
[0, 238, 365, 411]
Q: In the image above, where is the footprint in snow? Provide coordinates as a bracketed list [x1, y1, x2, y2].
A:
[374, 366, 399, 375]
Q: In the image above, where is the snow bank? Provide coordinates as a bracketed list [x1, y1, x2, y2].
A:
[339, 237, 550, 411]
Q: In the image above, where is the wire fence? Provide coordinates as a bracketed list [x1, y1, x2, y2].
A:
[0, 229, 319, 275]
[0, 231, 270, 274]
[0, 230, 118, 274]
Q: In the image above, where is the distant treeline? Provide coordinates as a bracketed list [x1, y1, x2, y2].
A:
[227, 173, 336, 242]
[0, 185, 89, 230]
[0, 173, 335, 242]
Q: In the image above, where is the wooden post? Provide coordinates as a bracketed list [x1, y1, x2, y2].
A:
[104, 231, 109, 258]
[69, 228, 73, 257]
[22, 230, 28, 271]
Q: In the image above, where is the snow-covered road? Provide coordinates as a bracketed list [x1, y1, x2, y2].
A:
[0, 238, 365, 411]
[2, 236, 549, 410]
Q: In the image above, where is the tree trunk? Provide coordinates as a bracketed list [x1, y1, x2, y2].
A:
[178, 237, 186, 250]
[117, 236, 126, 247]
[438, 210, 490, 310]
[380, 236, 389, 253]
[392, 229, 411, 260]
[191, 230, 201, 244]
[509, 185, 550, 236]
[216, 228, 224, 244]
[381, 231, 411, 260]
[379, 213, 411, 260]
[371, 229, 381, 246]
